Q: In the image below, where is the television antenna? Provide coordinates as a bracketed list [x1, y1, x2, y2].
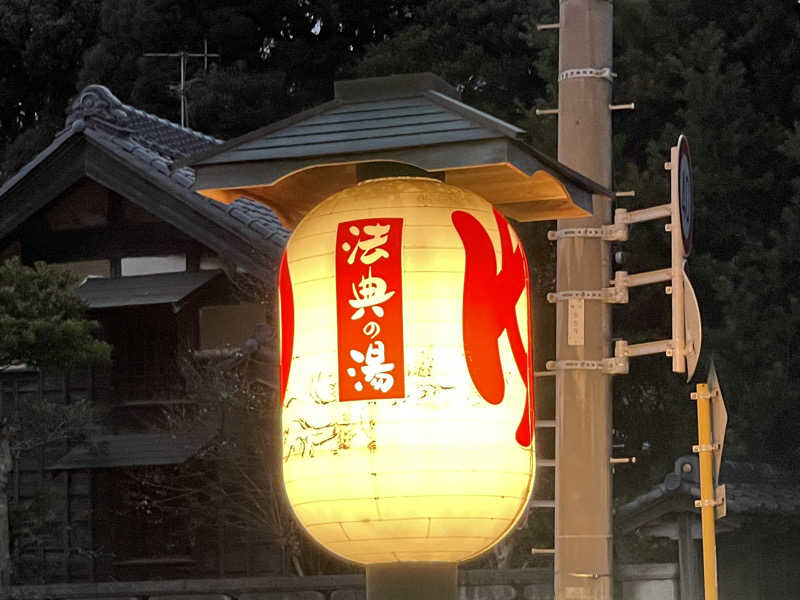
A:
[143, 39, 220, 127]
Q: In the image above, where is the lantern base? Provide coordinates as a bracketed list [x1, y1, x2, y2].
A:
[366, 562, 457, 600]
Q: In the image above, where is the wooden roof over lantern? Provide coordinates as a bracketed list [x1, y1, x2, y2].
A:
[179, 73, 611, 228]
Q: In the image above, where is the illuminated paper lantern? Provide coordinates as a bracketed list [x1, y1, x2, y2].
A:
[279, 177, 535, 565]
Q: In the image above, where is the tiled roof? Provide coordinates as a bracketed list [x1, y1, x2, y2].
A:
[48, 430, 214, 470]
[187, 72, 526, 169]
[57, 85, 290, 266]
[65, 84, 220, 158]
[616, 455, 800, 532]
[74, 270, 223, 309]
[122, 105, 220, 159]
[206, 94, 517, 165]
[207, 197, 290, 246]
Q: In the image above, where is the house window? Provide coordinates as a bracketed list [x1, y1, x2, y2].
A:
[121, 254, 186, 277]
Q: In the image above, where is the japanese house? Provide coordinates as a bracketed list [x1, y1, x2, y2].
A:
[616, 455, 800, 600]
[0, 84, 288, 583]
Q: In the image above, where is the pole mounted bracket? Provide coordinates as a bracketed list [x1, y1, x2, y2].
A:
[547, 285, 628, 304]
[545, 357, 629, 375]
[558, 67, 616, 83]
[694, 498, 723, 509]
[601, 204, 674, 244]
[692, 443, 721, 454]
[548, 227, 603, 240]
[547, 225, 628, 242]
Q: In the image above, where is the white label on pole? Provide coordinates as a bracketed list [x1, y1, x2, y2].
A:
[568, 298, 584, 346]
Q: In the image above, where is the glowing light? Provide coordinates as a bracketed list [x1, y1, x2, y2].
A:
[279, 177, 535, 565]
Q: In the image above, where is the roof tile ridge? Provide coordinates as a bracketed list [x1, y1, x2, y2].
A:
[64, 84, 134, 138]
[66, 84, 222, 149]
[129, 132, 186, 160]
[120, 102, 223, 146]
[66, 85, 128, 125]
[86, 126, 198, 189]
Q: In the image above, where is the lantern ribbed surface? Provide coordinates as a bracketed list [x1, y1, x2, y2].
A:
[279, 177, 535, 564]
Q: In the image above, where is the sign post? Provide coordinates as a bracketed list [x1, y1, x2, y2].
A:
[692, 363, 727, 600]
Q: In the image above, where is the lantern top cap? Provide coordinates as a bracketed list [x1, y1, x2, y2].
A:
[179, 72, 611, 227]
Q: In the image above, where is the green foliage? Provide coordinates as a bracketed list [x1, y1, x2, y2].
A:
[0, 0, 101, 179]
[76, 0, 427, 138]
[187, 68, 288, 139]
[0, 0, 432, 178]
[0, 116, 63, 185]
[354, 0, 541, 125]
[605, 0, 800, 481]
[0, 258, 110, 580]
[0, 257, 111, 369]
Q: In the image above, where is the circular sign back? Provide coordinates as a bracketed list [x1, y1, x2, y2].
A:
[677, 135, 693, 256]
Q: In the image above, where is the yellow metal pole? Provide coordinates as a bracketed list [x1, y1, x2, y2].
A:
[695, 382, 718, 600]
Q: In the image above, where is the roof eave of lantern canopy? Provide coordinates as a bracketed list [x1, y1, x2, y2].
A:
[177, 72, 612, 229]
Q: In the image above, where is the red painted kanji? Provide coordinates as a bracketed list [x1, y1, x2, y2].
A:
[335, 218, 405, 401]
[451, 208, 534, 447]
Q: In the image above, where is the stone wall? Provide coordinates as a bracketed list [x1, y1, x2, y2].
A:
[8, 569, 551, 600]
[8, 564, 679, 600]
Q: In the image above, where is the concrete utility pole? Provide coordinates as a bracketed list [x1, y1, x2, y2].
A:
[554, 1, 614, 599]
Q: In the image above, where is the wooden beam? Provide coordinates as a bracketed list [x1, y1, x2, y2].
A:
[83, 140, 277, 280]
[0, 137, 88, 241]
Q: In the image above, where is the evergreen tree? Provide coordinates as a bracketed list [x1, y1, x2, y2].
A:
[0, 258, 110, 368]
[0, 257, 111, 585]
[0, 0, 101, 179]
[354, 0, 545, 125]
[77, 0, 427, 137]
[608, 0, 800, 484]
